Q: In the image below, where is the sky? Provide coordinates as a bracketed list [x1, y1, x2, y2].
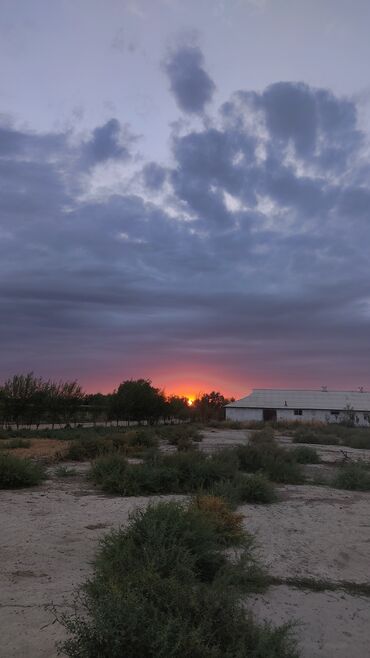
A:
[1, 0, 370, 398]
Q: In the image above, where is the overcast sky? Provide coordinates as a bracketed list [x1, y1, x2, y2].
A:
[1, 0, 370, 396]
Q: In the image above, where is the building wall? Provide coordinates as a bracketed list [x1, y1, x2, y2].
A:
[226, 407, 263, 422]
[226, 407, 370, 426]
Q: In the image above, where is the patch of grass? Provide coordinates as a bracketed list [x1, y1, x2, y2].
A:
[332, 462, 370, 490]
[0, 438, 31, 449]
[290, 446, 320, 464]
[58, 501, 298, 658]
[0, 453, 46, 488]
[55, 465, 77, 477]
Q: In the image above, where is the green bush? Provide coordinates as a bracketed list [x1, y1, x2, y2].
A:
[58, 502, 298, 658]
[0, 454, 46, 488]
[89, 449, 242, 497]
[89, 445, 295, 496]
[290, 446, 320, 464]
[332, 463, 370, 490]
[236, 444, 304, 484]
[207, 473, 276, 507]
[235, 473, 277, 503]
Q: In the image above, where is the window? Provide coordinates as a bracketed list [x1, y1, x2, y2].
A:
[330, 411, 340, 416]
[294, 409, 303, 416]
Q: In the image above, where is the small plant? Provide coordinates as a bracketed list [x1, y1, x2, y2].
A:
[0, 454, 46, 488]
[55, 465, 77, 477]
[291, 446, 320, 464]
[332, 463, 370, 490]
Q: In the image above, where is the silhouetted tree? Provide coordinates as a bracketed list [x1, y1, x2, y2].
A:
[113, 379, 166, 424]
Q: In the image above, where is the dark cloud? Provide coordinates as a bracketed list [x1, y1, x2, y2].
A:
[85, 118, 132, 164]
[1, 72, 370, 390]
[142, 162, 166, 189]
[163, 45, 215, 114]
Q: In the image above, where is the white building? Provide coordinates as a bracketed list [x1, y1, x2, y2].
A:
[225, 389, 370, 426]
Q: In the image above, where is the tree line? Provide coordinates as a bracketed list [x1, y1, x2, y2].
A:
[0, 373, 234, 428]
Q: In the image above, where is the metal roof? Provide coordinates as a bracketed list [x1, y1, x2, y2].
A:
[226, 389, 370, 412]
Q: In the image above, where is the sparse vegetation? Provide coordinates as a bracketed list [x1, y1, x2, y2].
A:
[332, 462, 370, 490]
[236, 443, 305, 484]
[292, 425, 370, 450]
[290, 446, 320, 464]
[190, 495, 245, 544]
[58, 501, 298, 658]
[0, 453, 46, 488]
[293, 429, 340, 445]
[210, 473, 277, 506]
[0, 437, 31, 449]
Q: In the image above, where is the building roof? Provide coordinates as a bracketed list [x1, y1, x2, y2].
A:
[226, 389, 370, 412]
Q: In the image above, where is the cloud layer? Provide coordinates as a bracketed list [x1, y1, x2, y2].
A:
[1, 47, 370, 393]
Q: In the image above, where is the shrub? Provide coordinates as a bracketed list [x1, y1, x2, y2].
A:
[293, 429, 339, 445]
[0, 438, 31, 449]
[123, 429, 159, 449]
[290, 446, 320, 464]
[58, 502, 297, 658]
[66, 436, 113, 460]
[0, 454, 46, 488]
[190, 495, 245, 545]
[249, 427, 275, 445]
[235, 473, 277, 503]
[89, 449, 242, 497]
[332, 463, 370, 490]
[236, 444, 304, 484]
[207, 420, 244, 429]
[156, 424, 202, 445]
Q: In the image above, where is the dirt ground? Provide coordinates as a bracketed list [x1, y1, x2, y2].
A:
[1, 428, 370, 658]
[0, 439, 70, 461]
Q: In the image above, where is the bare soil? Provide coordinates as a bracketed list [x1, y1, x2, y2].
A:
[1, 428, 370, 658]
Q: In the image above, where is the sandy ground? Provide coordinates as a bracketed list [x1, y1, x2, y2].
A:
[1, 428, 370, 657]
